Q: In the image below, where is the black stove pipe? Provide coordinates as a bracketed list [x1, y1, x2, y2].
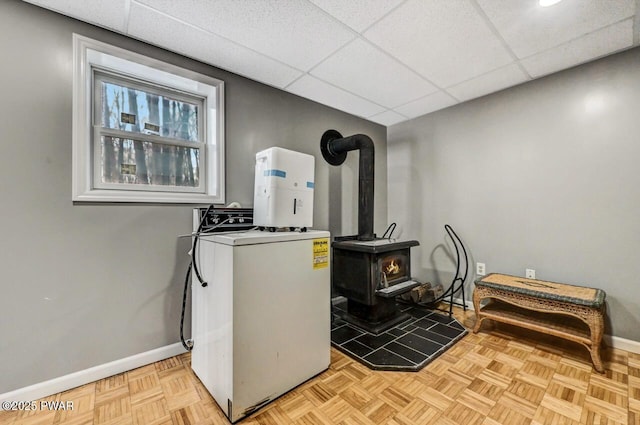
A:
[320, 129, 375, 241]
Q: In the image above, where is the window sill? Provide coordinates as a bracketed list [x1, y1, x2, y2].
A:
[72, 189, 222, 204]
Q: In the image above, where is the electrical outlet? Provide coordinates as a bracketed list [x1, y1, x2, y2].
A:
[476, 262, 486, 276]
[526, 269, 536, 279]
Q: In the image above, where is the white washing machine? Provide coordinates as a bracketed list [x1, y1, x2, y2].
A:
[191, 228, 330, 423]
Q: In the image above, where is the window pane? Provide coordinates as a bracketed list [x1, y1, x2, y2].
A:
[100, 81, 199, 142]
[100, 136, 200, 188]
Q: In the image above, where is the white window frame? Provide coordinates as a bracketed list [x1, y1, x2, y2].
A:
[72, 34, 225, 203]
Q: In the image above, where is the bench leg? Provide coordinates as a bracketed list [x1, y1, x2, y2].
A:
[472, 290, 483, 333]
[588, 310, 605, 373]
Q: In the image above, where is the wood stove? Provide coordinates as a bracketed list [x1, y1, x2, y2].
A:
[321, 129, 420, 334]
[332, 237, 420, 333]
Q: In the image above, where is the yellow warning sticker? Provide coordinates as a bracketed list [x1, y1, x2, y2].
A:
[312, 238, 329, 269]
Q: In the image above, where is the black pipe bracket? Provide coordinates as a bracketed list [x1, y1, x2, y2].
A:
[320, 129, 347, 166]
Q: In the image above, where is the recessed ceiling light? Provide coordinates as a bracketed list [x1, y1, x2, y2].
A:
[539, 0, 563, 6]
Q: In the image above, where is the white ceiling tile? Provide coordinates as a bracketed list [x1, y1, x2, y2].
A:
[394, 91, 458, 118]
[520, 19, 634, 78]
[477, 0, 635, 58]
[364, 0, 513, 88]
[446, 63, 529, 102]
[127, 3, 302, 88]
[23, 0, 128, 32]
[23, 0, 640, 122]
[286, 75, 386, 118]
[134, 0, 355, 71]
[311, 39, 437, 108]
[367, 110, 407, 126]
[307, 0, 404, 33]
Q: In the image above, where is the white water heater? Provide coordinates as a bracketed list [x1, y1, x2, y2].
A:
[253, 147, 315, 229]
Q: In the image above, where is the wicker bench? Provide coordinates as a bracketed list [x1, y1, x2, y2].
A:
[473, 273, 606, 372]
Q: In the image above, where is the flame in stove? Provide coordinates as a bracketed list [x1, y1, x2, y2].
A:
[385, 259, 400, 275]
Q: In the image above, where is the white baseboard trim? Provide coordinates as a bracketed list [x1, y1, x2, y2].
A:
[604, 335, 640, 354]
[445, 297, 640, 354]
[5, 328, 636, 405]
[0, 343, 186, 403]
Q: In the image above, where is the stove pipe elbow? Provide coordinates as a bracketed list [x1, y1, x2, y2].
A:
[320, 130, 375, 241]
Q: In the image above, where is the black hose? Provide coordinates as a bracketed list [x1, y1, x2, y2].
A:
[180, 262, 194, 351]
[181, 208, 242, 351]
[192, 205, 214, 287]
[181, 204, 213, 351]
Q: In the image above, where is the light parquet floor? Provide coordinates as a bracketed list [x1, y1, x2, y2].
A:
[2, 307, 639, 425]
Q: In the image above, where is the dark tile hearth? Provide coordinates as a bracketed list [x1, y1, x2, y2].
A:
[331, 300, 467, 371]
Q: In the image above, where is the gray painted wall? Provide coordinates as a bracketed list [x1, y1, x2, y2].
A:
[0, 0, 387, 393]
[388, 47, 640, 341]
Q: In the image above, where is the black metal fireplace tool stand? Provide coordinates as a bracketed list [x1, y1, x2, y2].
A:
[413, 224, 469, 317]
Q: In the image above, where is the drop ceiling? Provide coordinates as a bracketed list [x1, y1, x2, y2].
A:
[23, 0, 639, 126]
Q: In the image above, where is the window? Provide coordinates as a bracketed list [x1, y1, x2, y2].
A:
[73, 35, 225, 203]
